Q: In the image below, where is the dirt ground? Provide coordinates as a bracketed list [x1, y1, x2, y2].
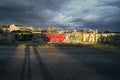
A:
[0, 45, 120, 80]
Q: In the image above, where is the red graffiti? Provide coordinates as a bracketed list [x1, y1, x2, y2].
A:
[43, 34, 65, 42]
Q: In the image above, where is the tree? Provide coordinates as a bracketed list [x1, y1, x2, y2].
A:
[0, 29, 4, 34]
[15, 34, 20, 41]
[104, 31, 110, 33]
[11, 30, 26, 33]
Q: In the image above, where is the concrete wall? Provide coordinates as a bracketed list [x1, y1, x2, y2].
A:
[63, 33, 120, 44]
[3, 33, 120, 44]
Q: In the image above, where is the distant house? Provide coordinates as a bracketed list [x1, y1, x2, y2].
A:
[0, 24, 35, 33]
[0, 24, 20, 32]
[7, 24, 20, 32]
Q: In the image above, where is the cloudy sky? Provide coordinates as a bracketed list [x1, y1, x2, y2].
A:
[0, 0, 120, 31]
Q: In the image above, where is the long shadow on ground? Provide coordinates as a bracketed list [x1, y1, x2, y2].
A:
[20, 46, 32, 80]
[33, 46, 52, 80]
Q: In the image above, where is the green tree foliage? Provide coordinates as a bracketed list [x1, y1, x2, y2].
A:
[0, 29, 4, 34]
[12, 30, 26, 33]
[15, 33, 34, 41]
[15, 34, 21, 41]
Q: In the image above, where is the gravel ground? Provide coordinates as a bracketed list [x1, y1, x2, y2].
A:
[0, 45, 120, 80]
[0, 46, 25, 80]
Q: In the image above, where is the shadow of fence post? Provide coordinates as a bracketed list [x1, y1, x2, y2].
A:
[33, 47, 52, 80]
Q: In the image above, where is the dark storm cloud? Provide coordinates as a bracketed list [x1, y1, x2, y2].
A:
[0, 0, 36, 25]
[0, 0, 68, 26]
[0, 0, 120, 31]
[65, 0, 120, 31]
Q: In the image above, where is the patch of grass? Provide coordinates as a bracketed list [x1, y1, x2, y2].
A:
[0, 41, 26, 46]
[91, 41, 120, 48]
[38, 41, 120, 48]
[1, 40, 119, 48]
[38, 43, 86, 47]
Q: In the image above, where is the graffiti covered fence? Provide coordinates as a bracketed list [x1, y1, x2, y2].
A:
[41, 33, 120, 44]
[9, 33, 120, 44]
